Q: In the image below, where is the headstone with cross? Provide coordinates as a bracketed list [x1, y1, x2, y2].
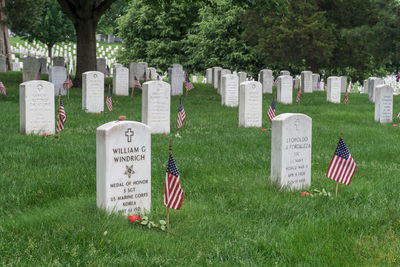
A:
[271, 113, 312, 190]
[96, 120, 151, 216]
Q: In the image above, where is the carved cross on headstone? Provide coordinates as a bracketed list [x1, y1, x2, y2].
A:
[294, 118, 300, 131]
[125, 128, 134, 142]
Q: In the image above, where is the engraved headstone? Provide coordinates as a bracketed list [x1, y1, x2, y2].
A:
[20, 80, 55, 135]
[82, 71, 104, 113]
[53, 56, 65, 66]
[368, 77, 383, 103]
[327, 76, 341, 103]
[168, 64, 184, 96]
[312, 74, 320, 91]
[218, 69, 231, 95]
[97, 58, 107, 75]
[96, 120, 151, 216]
[374, 85, 393, 123]
[142, 81, 170, 134]
[259, 69, 273, 94]
[22, 56, 40, 82]
[301, 71, 312, 93]
[280, 70, 290, 76]
[0, 55, 6, 72]
[271, 113, 312, 190]
[212, 66, 222, 89]
[49, 66, 67, 96]
[340, 76, 347, 93]
[239, 81, 262, 127]
[222, 74, 239, 107]
[277, 75, 293, 104]
[113, 66, 129, 96]
[206, 68, 213, 84]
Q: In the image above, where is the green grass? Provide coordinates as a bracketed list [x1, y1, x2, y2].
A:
[0, 71, 399, 265]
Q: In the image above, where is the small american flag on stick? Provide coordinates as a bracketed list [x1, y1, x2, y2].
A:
[133, 76, 142, 89]
[296, 87, 301, 103]
[177, 98, 186, 130]
[326, 137, 357, 185]
[0, 80, 6, 95]
[164, 153, 184, 210]
[184, 72, 194, 92]
[344, 89, 349, 104]
[267, 97, 276, 122]
[106, 85, 112, 111]
[56, 97, 66, 133]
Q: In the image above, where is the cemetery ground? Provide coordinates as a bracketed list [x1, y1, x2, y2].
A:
[0, 71, 399, 265]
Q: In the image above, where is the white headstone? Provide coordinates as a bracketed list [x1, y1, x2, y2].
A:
[271, 113, 312, 190]
[168, 64, 184, 96]
[11, 62, 20, 71]
[374, 85, 393, 123]
[340, 76, 347, 93]
[293, 77, 300, 89]
[206, 68, 213, 84]
[327, 76, 341, 103]
[312, 74, 320, 91]
[218, 69, 231, 95]
[20, 80, 55, 135]
[49, 66, 67, 96]
[22, 56, 40, 82]
[146, 67, 157, 80]
[82, 71, 104, 113]
[368, 77, 383, 103]
[277, 75, 293, 104]
[142, 81, 171, 134]
[222, 74, 239, 107]
[259, 69, 273, 94]
[113, 66, 129, 96]
[280, 70, 290, 76]
[239, 81, 262, 127]
[96, 120, 151, 216]
[212, 67, 222, 89]
[301, 71, 312, 93]
[238, 72, 247, 86]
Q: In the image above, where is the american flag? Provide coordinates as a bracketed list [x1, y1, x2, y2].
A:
[37, 65, 42, 80]
[63, 76, 73, 91]
[267, 97, 276, 122]
[133, 76, 142, 89]
[56, 97, 66, 133]
[0, 80, 6, 95]
[164, 153, 184, 210]
[326, 138, 357, 185]
[344, 89, 349, 104]
[106, 86, 112, 111]
[184, 72, 194, 91]
[296, 87, 301, 103]
[177, 98, 186, 130]
[273, 79, 278, 87]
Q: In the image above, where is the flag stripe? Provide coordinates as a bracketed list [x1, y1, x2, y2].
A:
[326, 138, 357, 185]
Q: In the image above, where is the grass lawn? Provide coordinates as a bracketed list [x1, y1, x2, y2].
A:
[0, 71, 399, 265]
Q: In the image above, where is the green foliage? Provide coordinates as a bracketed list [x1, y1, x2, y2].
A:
[6, 0, 47, 34]
[97, 0, 129, 35]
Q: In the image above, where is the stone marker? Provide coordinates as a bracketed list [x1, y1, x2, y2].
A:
[146, 67, 157, 80]
[128, 62, 136, 87]
[134, 62, 148, 80]
[293, 77, 300, 89]
[22, 56, 40, 82]
[327, 76, 341, 103]
[97, 58, 107, 75]
[362, 79, 369, 94]
[277, 75, 293, 104]
[206, 68, 212, 84]
[212, 66, 222, 89]
[82, 71, 104, 113]
[312, 74, 320, 91]
[301, 71, 312, 93]
[271, 113, 312, 190]
[114, 63, 123, 69]
[374, 85, 393, 123]
[0, 55, 6, 72]
[49, 66, 67, 96]
[280, 70, 290, 76]
[368, 77, 383, 103]
[53, 56, 65, 66]
[239, 81, 262, 127]
[218, 69, 231, 95]
[222, 74, 239, 107]
[259, 69, 273, 94]
[96, 120, 151, 216]
[142, 81, 170, 134]
[340, 76, 347, 93]
[113, 66, 129, 96]
[38, 58, 47, 74]
[20, 80, 55, 135]
[238, 72, 247, 86]
[168, 64, 184, 95]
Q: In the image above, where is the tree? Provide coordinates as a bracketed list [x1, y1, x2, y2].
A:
[15, 0, 75, 60]
[57, 0, 117, 85]
[0, 0, 12, 70]
[97, 0, 129, 35]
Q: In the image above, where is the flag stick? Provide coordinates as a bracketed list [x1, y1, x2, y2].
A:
[186, 90, 188, 96]
[166, 139, 173, 228]
[336, 128, 344, 197]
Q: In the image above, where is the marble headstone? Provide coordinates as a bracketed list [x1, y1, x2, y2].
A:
[146, 67, 157, 80]
[206, 68, 213, 84]
[368, 77, 383, 103]
[113, 66, 129, 96]
[327, 76, 341, 103]
[340, 76, 347, 93]
[97, 58, 107, 75]
[168, 64, 184, 95]
[82, 71, 104, 113]
[22, 56, 40, 82]
[238, 72, 247, 87]
[271, 113, 312, 190]
[218, 69, 231, 95]
[38, 58, 47, 74]
[259, 69, 273, 94]
[49, 66, 67, 96]
[20, 80, 55, 135]
[301, 71, 312, 93]
[362, 79, 369, 94]
[312, 74, 320, 91]
[280, 70, 290, 76]
[239, 81, 262, 127]
[277, 75, 293, 104]
[53, 56, 65, 66]
[293, 77, 300, 89]
[96, 120, 151, 216]
[222, 74, 239, 107]
[142, 81, 170, 134]
[374, 85, 393, 123]
[212, 66, 222, 89]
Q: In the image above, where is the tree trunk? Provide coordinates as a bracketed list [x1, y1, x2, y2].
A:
[47, 44, 53, 61]
[0, 0, 12, 70]
[74, 18, 97, 86]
